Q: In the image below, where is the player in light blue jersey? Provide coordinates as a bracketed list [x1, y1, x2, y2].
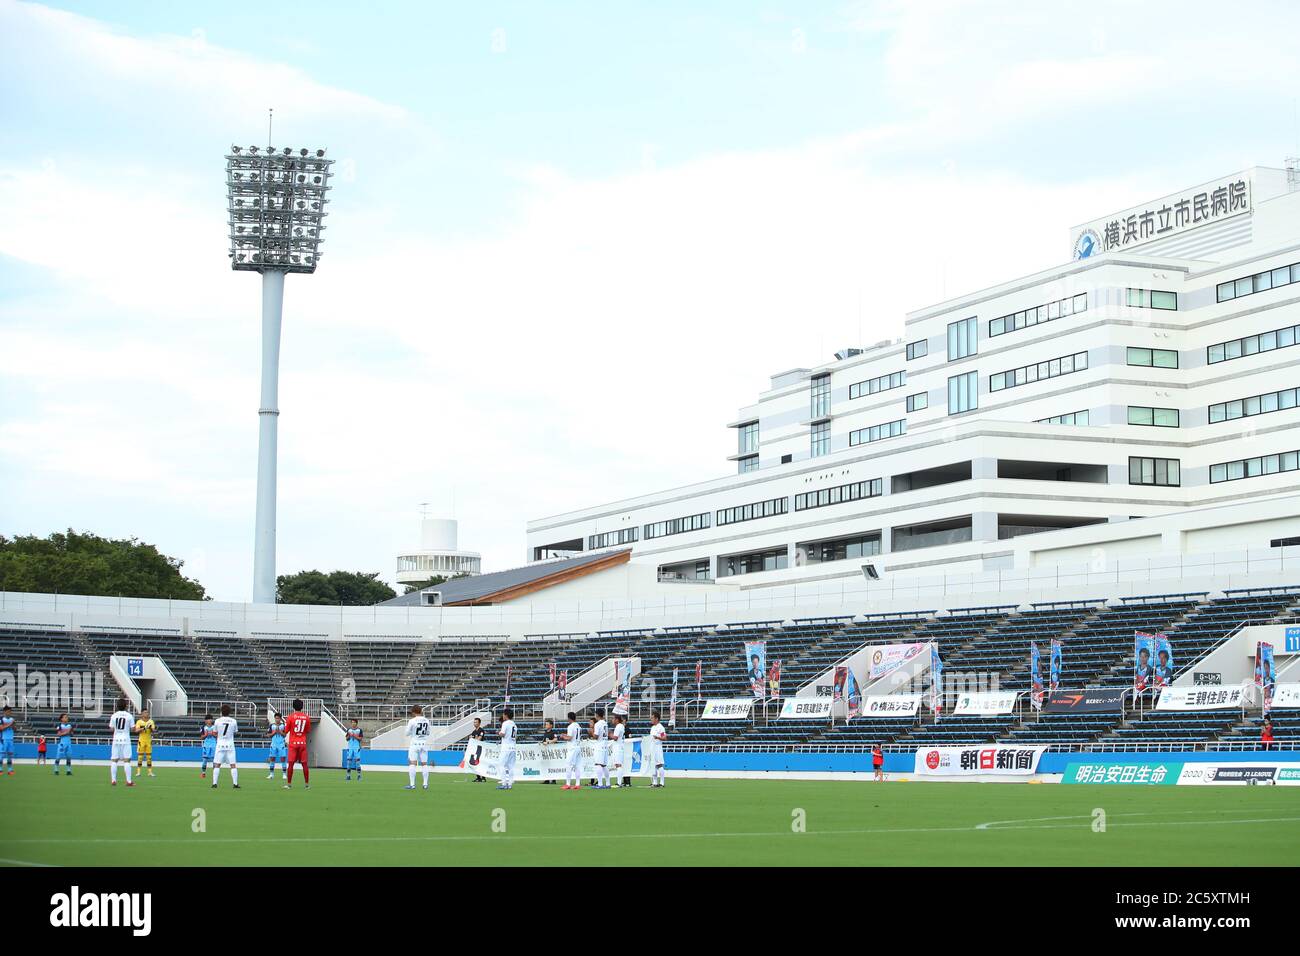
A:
[267, 712, 287, 780]
[53, 713, 74, 775]
[0, 706, 15, 775]
[199, 714, 217, 779]
[344, 719, 364, 781]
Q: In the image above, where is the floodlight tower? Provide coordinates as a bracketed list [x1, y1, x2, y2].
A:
[225, 142, 334, 604]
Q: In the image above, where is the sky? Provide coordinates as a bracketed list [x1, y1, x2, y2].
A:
[2, 0, 1300, 601]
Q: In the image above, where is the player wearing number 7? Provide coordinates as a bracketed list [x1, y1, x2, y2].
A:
[283, 699, 312, 790]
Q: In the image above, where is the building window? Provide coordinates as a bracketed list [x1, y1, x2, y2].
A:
[906, 392, 928, 412]
[1126, 347, 1178, 369]
[644, 512, 711, 540]
[1037, 410, 1090, 426]
[794, 478, 882, 511]
[848, 370, 905, 400]
[737, 455, 759, 474]
[848, 419, 906, 447]
[1210, 386, 1299, 424]
[1126, 288, 1178, 310]
[947, 371, 978, 414]
[1207, 323, 1299, 365]
[587, 528, 638, 549]
[716, 496, 788, 526]
[947, 316, 977, 360]
[989, 351, 1088, 392]
[989, 293, 1087, 338]
[800, 533, 882, 564]
[1210, 450, 1300, 484]
[809, 374, 830, 419]
[1216, 261, 1300, 303]
[906, 339, 928, 361]
[1129, 457, 1180, 487]
[810, 421, 830, 458]
[737, 421, 759, 455]
[718, 547, 788, 578]
[1127, 406, 1180, 427]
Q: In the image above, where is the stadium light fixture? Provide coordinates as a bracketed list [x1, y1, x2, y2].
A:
[225, 138, 335, 604]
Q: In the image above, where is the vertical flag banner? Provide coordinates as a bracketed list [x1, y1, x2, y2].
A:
[1153, 635, 1173, 688]
[832, 665, 848, 702]
[696, 660, 703, 699]
[744, 641, 767, 699]
[504, 664, 512, 707]
[929, 644, 944, 715]
[845, 667, 862, 720]
[558, 669, 568, 699]
[1049, 639, 1063, 692]
[612, 659, 632, 715]
[1256, 642, 1276, 714]
[548, 661, 557, 696]
[669, 667, 679, 727]
[1133, 632, 1157, 696]
[1030, 642, 1044, 711]
[768, 659, 782, 699]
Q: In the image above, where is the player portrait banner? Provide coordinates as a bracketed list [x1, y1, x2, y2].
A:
[844, 667, 863, 720]
[504, 664, 512, 707]
[778, 697, 833, 720]
[953, 691, 1018, 716]
[669, 667, 679, 726]
[695, 660, 703, 699]
[1133, 632, 1158, 696]
[744, 641, 767, 699]
[1256, 641, 1277, 714]
[862, 693, 921, 717]
[1029, 642, 1044, 711]
[929, 644, 943, 715]
[831, 665, 848, 702]
[767, 659, 782, 699]
[547, 661, 557, 695]
[1049, 639, 1063, 692]
[867, 642, 927, 681]
[1152, 634, 1173, 688]
[1046, 687, 1126, 713]
[1155, 685, 1249, 711]
[914, 745, 1047, 777]
[612, 658, 633, 715]
[558, 669, 568, 698]
[461, 737, 648, 782]
[700, 698, 755, 720]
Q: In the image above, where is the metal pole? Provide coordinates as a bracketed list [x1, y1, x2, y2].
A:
[252, 269, 285, 604]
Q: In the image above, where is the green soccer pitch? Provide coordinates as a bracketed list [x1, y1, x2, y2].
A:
[1, 768, 1296, 866]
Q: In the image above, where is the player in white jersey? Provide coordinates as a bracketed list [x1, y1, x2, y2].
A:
[609, 713, 626, 787]
[497, 709, 518, 790]
[107, 698, 135, 787]
[648, 710, 668, 788]
[559, 710, 583, 790]
[211, 703, 240, 789]
[405, 704, 432, 790]
[592, 709, 610, 789]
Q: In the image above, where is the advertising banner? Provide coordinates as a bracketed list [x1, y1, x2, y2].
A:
[1046, 688, 1126, 713]
[862, 694, 922, 717]
[867, 642, 928, 681]
[744, 641, 767, 699]
[700, 699, 755, 720]
[777, 698, 833, 720]
[952, 691, 1018, 716]
[914, 745, 1047, 777]
[461, 737, 647, 782]
[1155, 685, 1249, 711]
[1062, 762, 1181, 785]
[1176, 763, 1291, 786]
[1271, 683, 1300, 709]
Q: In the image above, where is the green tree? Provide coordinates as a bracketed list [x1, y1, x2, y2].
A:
[403, 574, 448, 594]
[276, 569, 396, 605]
[0, 530, 207, 599]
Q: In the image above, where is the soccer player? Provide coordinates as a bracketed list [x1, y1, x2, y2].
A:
[0, 706, 15, 775]
[345, 718, 364, 781]
[405, 704, 431, 790]
[36, 735, 47, 766]
[592, 708, 610, 789]
[108, 699, 135, 787]
[559, 711, 583, 790]
[283, 698, 312, 790]
[134, 708, 157, 778]
[872, 743, 884, 782]
[497, 708, 518, 791]
[648, 710, 668, 788]
[211, 703, 240, 789]
[610, 713, 626, 788]
[468, 717, 486, 783]
[53, 714, 73, 775]
[267, 711, 287, 780]
[199, 714, 217, 778]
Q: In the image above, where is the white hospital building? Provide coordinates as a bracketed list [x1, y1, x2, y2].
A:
[527, 166, 1300, 589]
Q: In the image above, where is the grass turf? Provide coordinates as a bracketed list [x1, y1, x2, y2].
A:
[0, 766, 1296, 866]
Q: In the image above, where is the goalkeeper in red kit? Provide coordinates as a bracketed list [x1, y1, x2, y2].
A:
[283, 698, 312, 790]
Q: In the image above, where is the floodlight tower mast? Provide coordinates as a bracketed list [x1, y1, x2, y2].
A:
[225, 141, 334, 604]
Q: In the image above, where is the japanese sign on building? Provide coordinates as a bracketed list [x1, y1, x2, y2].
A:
[1070, 173, 1252, 260]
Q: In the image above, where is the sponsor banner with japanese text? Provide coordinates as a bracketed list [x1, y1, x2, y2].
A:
[460, 737, 646, 782]
[777, 698, 833, 720]
[700, 698, 755, 720]
[1155, 685, 1248, 711]
[1175, 763, 1297, 786]
[1063, 762, 1181, 785]
[862, 693, 922, 717]
[914, 745, 1047, 777]
[953, 691, 1018, 716]
[1046, 688, 1126, 713]
[867, 642, 928, 681]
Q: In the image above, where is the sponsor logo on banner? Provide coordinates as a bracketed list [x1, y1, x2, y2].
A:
[700, 698, 755, 720]
[1046, 688, 1126, 713]
[1155, 685, 1248, 711]
[1175, 763, 1298, 786]
[1063, 762, 1181, 785]
[862, 693, 921, 716]
[778, 698, 833, 720]
[953, 691, 1018, 716]
[1193, 671, 1223, 686]
[1212, 766, 1277, 784]
[913, 745, 1046, 776]
[1276, 767, 1300, 786]
[1271, 683, 1300, 709]
[867, 642, 927, 681]
[462, 738, 646, 782]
